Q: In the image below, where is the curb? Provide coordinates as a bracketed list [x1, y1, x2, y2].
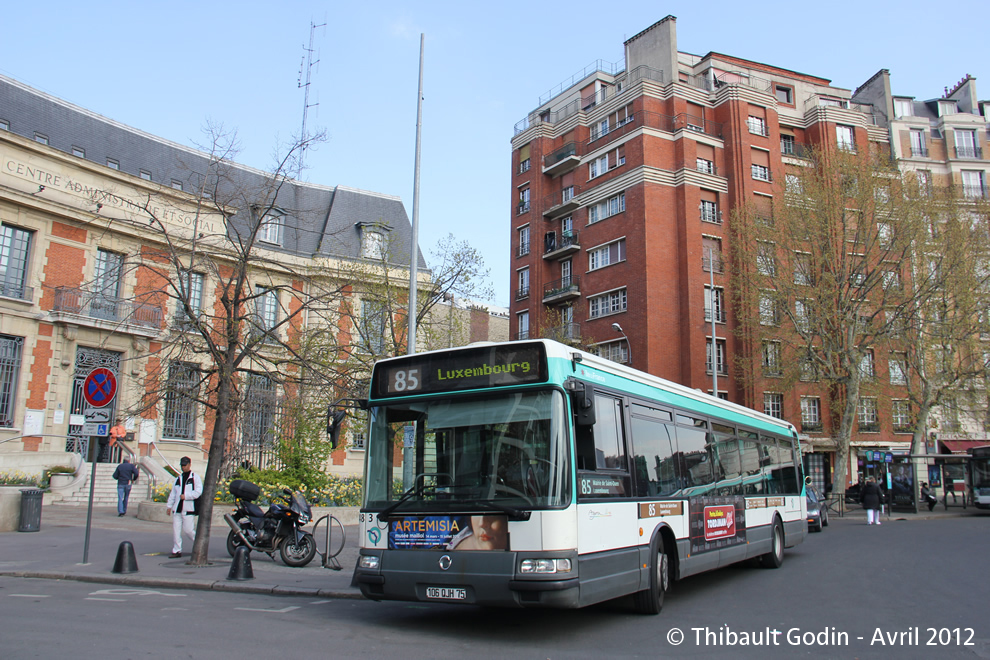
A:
[0, 569, 367, 600]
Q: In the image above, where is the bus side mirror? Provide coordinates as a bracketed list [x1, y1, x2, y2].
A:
[327, 408, 346, 449]
[565, 379, 596, 427]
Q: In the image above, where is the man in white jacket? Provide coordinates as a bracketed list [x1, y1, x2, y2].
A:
[165, 456, 202, 558]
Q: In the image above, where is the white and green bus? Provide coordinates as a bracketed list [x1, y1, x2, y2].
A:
[351, 339, 806, 613]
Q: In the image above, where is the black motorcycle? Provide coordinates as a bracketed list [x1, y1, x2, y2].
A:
[223, 479, 317, 567]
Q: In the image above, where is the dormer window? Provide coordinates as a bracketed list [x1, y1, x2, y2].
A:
[894, 99, 913, 118]
[258, 211, 283, 245]
[358, 222, 390, 259]
[939, 100, 958, 116]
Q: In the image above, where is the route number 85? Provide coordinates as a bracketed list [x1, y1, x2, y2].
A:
[392, 368, 420, 392]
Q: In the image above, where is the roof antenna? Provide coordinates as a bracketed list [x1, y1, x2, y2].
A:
[297, 19, 325, 179]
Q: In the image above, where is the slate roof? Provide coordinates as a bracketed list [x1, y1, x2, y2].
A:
[0, 74, 425, 269]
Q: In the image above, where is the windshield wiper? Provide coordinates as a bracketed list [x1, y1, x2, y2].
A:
[465, 499, 531, 521]
[377, 486, 421, 521]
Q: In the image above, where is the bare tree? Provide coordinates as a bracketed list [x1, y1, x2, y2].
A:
[731, 147, 944, 496]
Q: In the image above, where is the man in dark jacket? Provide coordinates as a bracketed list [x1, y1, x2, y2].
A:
[860, 477, 884, 525]
[111, 457, 139, 517]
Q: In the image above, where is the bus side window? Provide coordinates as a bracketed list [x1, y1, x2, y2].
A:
[593, 395, 626, 470]
[674, 423, 713, 493]
[778, 437, 799, 493]
[630, 405, 676, 497]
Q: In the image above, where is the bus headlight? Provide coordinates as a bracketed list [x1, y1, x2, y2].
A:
[520, 558, 572, 574]
[359, 555, 380, 570]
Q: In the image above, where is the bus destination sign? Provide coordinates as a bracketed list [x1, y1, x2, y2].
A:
[373, 343, 548, 397]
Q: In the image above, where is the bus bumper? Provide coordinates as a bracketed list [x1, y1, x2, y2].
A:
[356, 549, 581, 609]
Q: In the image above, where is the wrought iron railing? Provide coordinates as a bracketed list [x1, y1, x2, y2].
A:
[52, 286, 163, 329]
[955, 146, 982, 159]
[544, 230, 579, 254]
[0, 282, 33, 301]
[543, 276, 580, 299]
[546, 322, 581, 343]
[704, 306, 726, 323]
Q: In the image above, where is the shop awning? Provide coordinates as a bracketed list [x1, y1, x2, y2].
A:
[939, 440, 990, 454]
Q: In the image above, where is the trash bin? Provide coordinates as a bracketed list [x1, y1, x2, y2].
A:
[18, 488, 43, 532]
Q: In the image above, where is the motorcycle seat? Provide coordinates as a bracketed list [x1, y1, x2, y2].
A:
[244, 502, 265, 518]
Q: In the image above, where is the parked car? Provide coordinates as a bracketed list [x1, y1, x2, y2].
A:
[806, 484, 829, 532]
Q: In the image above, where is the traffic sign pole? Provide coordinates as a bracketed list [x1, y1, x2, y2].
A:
[80, 367, 118, 564]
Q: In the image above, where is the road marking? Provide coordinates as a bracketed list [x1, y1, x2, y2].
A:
[161, 607, 189, 611]
[235, 606, 300, 613]
[86, 597, 127, 602]
[89, 588, 186, 598]
[310, 600, 332, 605]
[10, 594, 51, 598]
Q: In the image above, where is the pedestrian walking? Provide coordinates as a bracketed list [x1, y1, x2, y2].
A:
[165, 457, 202, 558]
[111, 456, 139, 516]
[861, 477, 884, 525]
[108, 418, 127, 448]
[921, 482, 937, 512]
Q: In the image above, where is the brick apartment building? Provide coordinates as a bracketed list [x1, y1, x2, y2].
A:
[508, 16, 990, 489]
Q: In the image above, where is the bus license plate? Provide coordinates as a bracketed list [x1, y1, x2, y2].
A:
[425, 586, 466, 600]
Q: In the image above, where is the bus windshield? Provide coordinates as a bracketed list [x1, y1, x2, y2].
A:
[363, 389, 570, 511]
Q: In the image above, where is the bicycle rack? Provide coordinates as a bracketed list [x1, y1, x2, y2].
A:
[312, 514, 346, 570]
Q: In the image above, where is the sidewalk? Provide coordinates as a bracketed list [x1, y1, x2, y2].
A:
[0, 502, 364, 599]
[824, 500, 977, 522]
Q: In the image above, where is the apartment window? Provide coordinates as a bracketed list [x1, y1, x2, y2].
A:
[34, 133, 48, 145]
[860, 349, 875, 380]
[892, 399, 911, 432]
[259, 212, 283, 245]
[858, 397, 879, 431]
[909, 130, 927, 157]
[174, 271, 204, 328]
[561, 186, 575, 204]
[882, 267, 902, 291]
[704, 285, 725, 323]
[0, 335, 24, 427]
[775, 86, 793, 105]
[793, 252, 812, 285]
[962, 170, 986, 199]
[894, 99, 913, 118]
[597, 340, 629, 364]
[92, 248, 124, 321]
[785, 174, 803, 194]
[254, 286, 279, 341]
[0, 119, 8, 131]
[590, 155, 608, 179]
[171, 180, 183, 191]
[517, 311, 530, 340]
[72, 146, 85, 158]
[836, 125, 855, 151]
[889, 354, 907, 385]
[242, 373, 277, 448]
[106, 158, 119, 170]
[589, 118, 610, 141]
[954, 130, 979, 158]
[700, 200, 720, 223]
[762, 340, 783, 377]
[589, 288, 626, 318]
[706, 338, 727, 375]
[799, 353, 819, 381]
[780, 134, 795, 155]
[747, 116, 768, 136]
[519, 143, 531, 174]
[517, 268, 530, 299]
[916, 170, 932, 195]
[518, 188, 530, 214]
[751, 164, 771, 182]
[588, 238, 626, 271]
[939, 101, 958, 116]
[763, 392, 783, 419]
[561, 215, 573, 236]
[519, 158, 531, 174]
[702, 236, 723, 273]
[139, 170, 152, 181]
[518, 225, 530, 257]
[588, 193, 625, 224]
[697, 157, 715, 174]
[162, 362, 199, 440]
[360, 299, 387, 354]
[794, 300, 810, 332]
[757, 242, 776, 276]
[560, 258, 572, 286]
[0, 224, 33, 300]
[801, 397, 822, 432]
[759, 291, 781, 326]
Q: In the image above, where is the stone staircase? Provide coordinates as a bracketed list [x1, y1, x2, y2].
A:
[58, 463, 153, 506]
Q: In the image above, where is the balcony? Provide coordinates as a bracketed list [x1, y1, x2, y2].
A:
[543, 184, 582, 219]
[781, 141, 811, 159]
[910, 146, 929, 158]
[543, 276, 580, 304]
[543, 230, 580, 260]
[0, 282, 33, 302]
[515, 286, 530, 301]
[858, 422, 880, 433]
[801, 422, 824, 433]
[955, 146, 982, 159]
[543, 142, 579, 177]
[517, 201, 531, 215]
[545, 322, 581, 343]
[50, 286, 164, 334]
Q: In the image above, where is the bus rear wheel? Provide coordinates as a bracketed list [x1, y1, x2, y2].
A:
[633, 537, 668, 614]
[760, 519, 784, 569]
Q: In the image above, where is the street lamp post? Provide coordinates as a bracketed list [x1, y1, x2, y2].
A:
[611, 322, 632, 367]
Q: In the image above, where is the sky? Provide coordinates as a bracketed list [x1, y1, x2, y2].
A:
[1, 1, 986, 308]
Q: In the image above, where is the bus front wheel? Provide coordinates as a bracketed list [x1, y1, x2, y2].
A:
[760, 518, 784, 569]
[633, 536, 668, 615]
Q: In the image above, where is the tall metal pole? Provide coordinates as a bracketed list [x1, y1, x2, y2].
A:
[407, 33, 424, 358]
[404, 34, 424, 492]
[708, 247, 718, 397]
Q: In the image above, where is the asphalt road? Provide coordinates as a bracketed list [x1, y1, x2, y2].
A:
[3, 515, 988, 660]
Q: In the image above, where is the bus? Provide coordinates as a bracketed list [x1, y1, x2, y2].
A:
[349, 339, 806, 613]
[968, 446, 990, 509]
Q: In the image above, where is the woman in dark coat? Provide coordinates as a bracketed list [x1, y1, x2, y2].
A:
[860, 477, 884, 525]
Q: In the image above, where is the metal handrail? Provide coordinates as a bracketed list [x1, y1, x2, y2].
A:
[149, 439, 209, 475]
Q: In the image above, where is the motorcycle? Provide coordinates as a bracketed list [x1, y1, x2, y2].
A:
[223, 479, 317, 567]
